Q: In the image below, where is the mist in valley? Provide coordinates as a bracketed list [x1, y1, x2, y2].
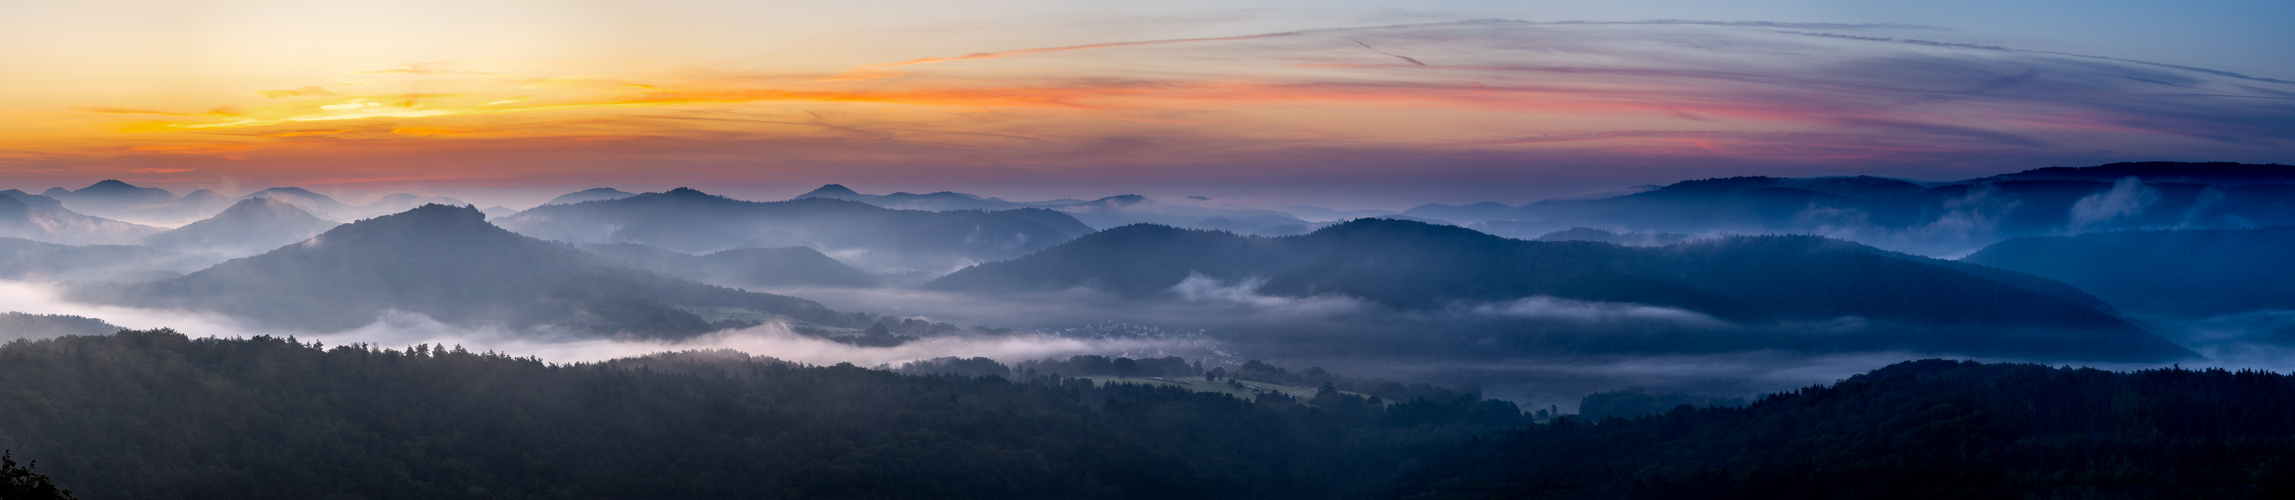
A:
[1, 164, 2292, 416]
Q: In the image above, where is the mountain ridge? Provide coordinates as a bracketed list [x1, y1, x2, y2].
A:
[929, 218, 2182, 360]
[74, 204, 843, 336]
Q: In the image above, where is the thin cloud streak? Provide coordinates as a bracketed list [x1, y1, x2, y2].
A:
[10, 20, 2289, 196]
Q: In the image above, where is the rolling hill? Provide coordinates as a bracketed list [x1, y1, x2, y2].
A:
[496, 188, 1091, 273]
[540, 187, 637, 206]
[0, 238, 218, 282]
[1963, 227, 2295, 315]
[930, 219, 2184, 360]
[142, 197, 342, 257]
[583, 243, 883, 289]
[72, 204, 843, 337]
[0, 193, 160, 245]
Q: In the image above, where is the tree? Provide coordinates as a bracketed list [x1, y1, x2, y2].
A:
[0, 451, 74, 500]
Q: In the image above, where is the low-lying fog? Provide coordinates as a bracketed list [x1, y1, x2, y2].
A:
[8, 277, 2286, 412]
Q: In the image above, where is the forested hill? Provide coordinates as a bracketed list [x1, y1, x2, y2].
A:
[69, 204, 839, 336]
[1387, 359, 2295, 499]
[581, 243, 883, 289]
[13, 332, 2295, 498]
[1974, 161, 2295, 185]
[0, 330, 1527, 499]
[933, 219, 2146, 332]
[141, 197, 341, 257]
[496, 188, 1090, 273]
[1963, 227, 2295, 315]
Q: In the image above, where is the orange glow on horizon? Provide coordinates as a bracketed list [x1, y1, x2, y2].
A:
[0, 14, 2285, 198]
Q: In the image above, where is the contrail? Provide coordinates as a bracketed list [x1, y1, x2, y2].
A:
[1350, 38, 1427, 66]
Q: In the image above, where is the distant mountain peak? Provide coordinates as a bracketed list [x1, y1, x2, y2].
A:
[540, 187, 636, 206]
[1095, 194, 1148, 206]
[143, 196, 340, 256]
[250, 186, 327, 197]
[396, 203, 485, 219]
[92, 197, 845, 336]
[1974, 161, 2295, 185]
[221, 196, 334, 218]
[1313, 217, 1493, 241]
[221, 196, 297, 212]
[798, 184, 862, 199]
[84, 179, 139, 190]
[332, 203, 486, 230]
[662, 187, 716, 198]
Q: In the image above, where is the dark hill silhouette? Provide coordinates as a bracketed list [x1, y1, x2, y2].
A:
[930, 219, 2179, 360]
[180, 189, 229, 207]
[0, 190, 64, 211]
[497, 188, 1088, 273]
[241, 187, 349, 217]
[1056, 194, 1311, 234]
[1972, 161, 2295, 185]
[0, 330, 1530, 499]
[354, 193, 466, 219]
[142, 197, 341, 257]
[1506, 177, 1851, 233]
[38, 180, 233, 226]
[1774, 175, 1929, 198]
[0, 312, 118, 341]
[233, 187, 461, 220]
[0, 194, 159, 245]
[72, 204, 841, 337]
[994, 207, 1096, 237]
[1484, 169, 2295, 256]
[0, 237, 217, 282]
[793, 184, 1021, 211]
[1533, 227, 1690, 247]
[1400, 201, 1517, 224]
[51, 179, 174, 206]
[1390, 359, 2295, 499]
[541, 187, 636, 206]
[1963, 227, 2295, 315]
[583, 243, 883, 288]
[789, 184, 1312, 234]
[796, 184, 863, 198]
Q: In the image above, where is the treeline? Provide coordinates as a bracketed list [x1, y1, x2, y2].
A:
[0, 451, 73, 499]
[1576, 388, 1745, 420]
[1220, 360, 1475, 402]
[1387, 359, 2295, 499]
[896, 355, 1474, 403]
[0, 330, 1530, 499]
[1015, 355, 1199, 379]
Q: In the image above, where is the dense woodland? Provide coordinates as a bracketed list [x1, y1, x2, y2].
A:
[1389, 359, 2295, 499]
[929, 218, 2189, 361]
[0, 163, 2290, 498]
[0, 330, 1526, 499]
[17, 331, 2295, 498]
[497, 188, 1088, 273]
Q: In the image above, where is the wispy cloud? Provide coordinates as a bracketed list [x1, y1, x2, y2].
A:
[18, 20, 2291, 194]
[256, 86, 340, 98]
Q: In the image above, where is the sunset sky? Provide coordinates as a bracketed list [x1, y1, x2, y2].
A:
[2, 0, 2289, 208]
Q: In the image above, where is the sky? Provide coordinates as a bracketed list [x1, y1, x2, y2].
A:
[1, 0, 2289, 209]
